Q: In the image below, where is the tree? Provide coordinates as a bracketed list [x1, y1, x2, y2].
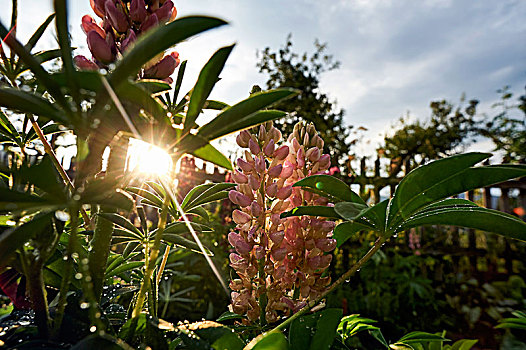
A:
[256, 35, 353, 171]
[480, 86, 526, 164]
[380, 95, 479, 176]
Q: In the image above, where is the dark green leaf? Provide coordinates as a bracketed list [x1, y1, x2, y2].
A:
[292, 175, 365, 205]
[106, 261, 144, 278]
[197, 89, 297, 140]
[98, 213, 144, 238]
[0, 187, 54, 214]
[333, 221, 375, 247]
[396, 206, 526, 241]
[162, 233, 213, 256]
[309, 308, 343, 350]
[0, 87, 67, 124]
[191, 142, 232, 170]
[137, 79, 172, 96]
[186, 183, 235, 209]
[216, 311, 243, 322]
[280, 206, 342, 219]
[290, 314, 318, 350]
[334, 202, 369, 220]
[397, 331, 447, 343]
[25, 13, 55, 51]
[109, 16, 227, 88]
[185, 45, 235, 132]
[126, 187, 163, 207]
[0, 212, 54, 266]
[247, 331, 288, 350]
[203, 100, 229, 110]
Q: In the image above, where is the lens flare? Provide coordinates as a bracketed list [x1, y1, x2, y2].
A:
[127, 138, 172, 175]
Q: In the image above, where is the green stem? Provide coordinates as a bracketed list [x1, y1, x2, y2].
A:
[23, 250, 50, 339]
[52, 206, 79, 338]
[132, 195, 170, 318]
[88, 209, 114, 301]
[273, 236, 387, 332]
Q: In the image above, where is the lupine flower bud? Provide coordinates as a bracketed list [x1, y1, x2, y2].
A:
[143, 52, 179, 79]
[255, 156, 266, 174]
[291, 137, 300, 152]
[316, 238, 337, 252]
[140, 13, 159, 33]
[121, 30, 136, 52]
[87, 30, 114, 63]
[271, 247, 287, 261]
[249, 139, 261, 154]
[254, 245, 265, 260]
[306, 147, 320, 162]
[269, 230, 284, 246]
[248, 174, 260, 191]
[81, 15, 105, 38]
[74, 55, 99, 70]
[266, 183, 278, 198]
[229, 232, 252, 255]
[280, 161, 294, 179]
[276, 185, 292, 200]
[129, 0, 148, 22]
[250, 201, 262, 217]
[90, 0, 105, 18]
[268, 164, 282, 178]
[232, 171, 248, 184]
[105, 0, 129, 33]
[237, 158, 253, 173]
[274, 145, 289, 160]
[318, 154, 330, 168]
[258, 124, 267, 142]
[233, 210, 251, 225]
[155, 0, 174, 23]
[229, 190, 252, 207]
[263, 139, 275, 157]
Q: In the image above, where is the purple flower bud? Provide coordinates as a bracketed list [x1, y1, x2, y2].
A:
[255, 156, 266, 174]
[140, 13, 159, 33]
[232, 209, 251, 225]
[232, 171, 248, 184]
[87, 30, 114, 64]
[320, 254, 332, 269]
[316, 238, 337, 252]
[291, 137, 300, 152]
[143, 53, 178, 79]
[307, 256, 321, 269]
[271, 247, 287, 261]
[236, 133, 248, 147]
[81, 15, 105, 38]
[276, 185, 292, 200]
[307, 147, 321, 162]
[238, 130, 251, 147]
[254, 245, 265, 260]
[274, 145, 289, 160]
[258, 124, 267, 142]
[269, 230, 284, 246]
[121, 29, 136, 52]
[229, 190, 252, 207]
[280, 161, 294, 179]
[155, 0, 174, 23]
[248, 139, 261, 155]
[105, 0, 129, 33]
[248, 174, 260, 191]
[297, 147, 305, 167]
[90, 0, 105, 18]
[268, 164, 282, 178]
[250, 201, 262, 217]
[130, 0, 147, 22]
[321, 221, 336, 232]
[266, 183, 278, 197]
[228, 232, 252, 255]
[263, 139, 275, 157]
[318, 154, 330, 169]
[74, 55, 99, 71]
[237, 158, 253, 173]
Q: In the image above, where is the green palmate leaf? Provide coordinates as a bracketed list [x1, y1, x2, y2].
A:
[191, 142, 232, 170]
[0, 212, 54, 266]
[201, 109, 288, 142]
[20, 49, 63, 72]
[396, 206, 526, 241]
[447, 339, 478, 350]
[25, 13, 55, 51]
[280, 206, 342, 219]
[197, 88, 297, 140]
[185, 45, 235, 132]
[162, 233, 213, 256]
[203, 100, 229, 110]
[98, 213, 144, 238]
[126, 187, 163, 207]
[0, 187, 54, 214]
[415, 198, 479, 212]
[163, 221, 212, 235]
[216, 311, 243, 322]
[0, 110, 19, 140]
[54, 0, 78, 104]
[172, 60, 187, 104]
[16, 155, 66, 199]
[293, 174, 366, 205]
[137, 79, 172, 96]
[332, 214, 381, 247]
[106, 261, 144, 279]
[0, 87, 67, 124]
[309, 308, 343, 350]
[186, 183, 236, 208]
[25, 123, 65, 143]
[71, 333, 131, 350]
[110, 16, 227, 88]
[290, 314, 319, 350]
[334, 202, 369, 220]
[247, 331, 288, 350]
[113, 228, 143, 242]
[397, 331, 448, 344]
[0, 22, 68, 109]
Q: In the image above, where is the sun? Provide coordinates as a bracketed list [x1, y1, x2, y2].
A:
[127, 138, 173, 175]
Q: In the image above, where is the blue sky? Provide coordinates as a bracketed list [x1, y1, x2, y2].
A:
[2, 0, 525, 155]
